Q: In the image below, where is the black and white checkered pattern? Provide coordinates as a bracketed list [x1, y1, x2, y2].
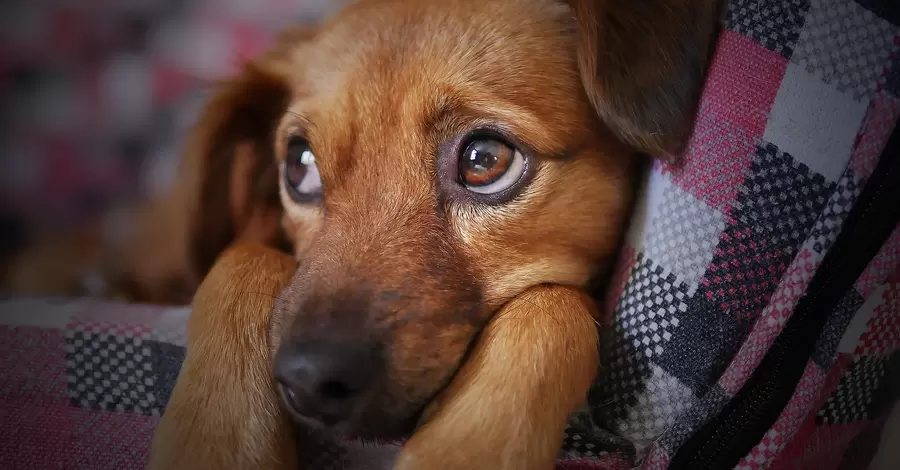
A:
[611, 256, 689, 361]
[792, 0, 899, 100]
[702, 142, 834, 319]
[590, 254, 691, 431]
[560, 409, 627, 460]
[812, 289, 866, 368]
[615, 365, 696, 451]
[735, 143, 834, 251]
[657, 293, 753, 394]
[65, 330, 160, 415]
[809, 167, 864, 254]
[644, 186, 727, 287]
[726, 0, 811, 57]
[817, 355, 887, 424]
[64, 327, 182, 417]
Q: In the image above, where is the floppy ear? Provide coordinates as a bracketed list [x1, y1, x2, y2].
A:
[179, 27, 315, 277]
[568, 0, 722, 157]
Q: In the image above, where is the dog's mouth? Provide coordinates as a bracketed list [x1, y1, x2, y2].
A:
[277, 380, 421, 440]
[278, 383, 338, 430]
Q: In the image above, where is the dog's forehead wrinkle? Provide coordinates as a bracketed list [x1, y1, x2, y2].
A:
[325, 0, 569, 55]
[304, 0, 579, 100]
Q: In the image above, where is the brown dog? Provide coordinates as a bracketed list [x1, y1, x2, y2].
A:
[146, 0, 719, 468]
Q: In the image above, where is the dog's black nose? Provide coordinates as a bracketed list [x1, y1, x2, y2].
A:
[274, 340, 379, 425]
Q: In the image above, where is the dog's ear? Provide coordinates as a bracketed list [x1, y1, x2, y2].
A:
[568, 0, 721, 157]
[180, 27, 315, 277]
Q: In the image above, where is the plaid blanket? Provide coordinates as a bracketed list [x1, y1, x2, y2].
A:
[2, 0, 900, 469]
[0, 297, 188, 469]
[569, 0, 900, 468]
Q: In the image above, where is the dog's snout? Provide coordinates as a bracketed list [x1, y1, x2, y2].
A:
[274, 340, 380, 425]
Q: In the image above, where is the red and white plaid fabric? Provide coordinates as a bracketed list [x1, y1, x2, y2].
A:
[1, 0, 899, 469]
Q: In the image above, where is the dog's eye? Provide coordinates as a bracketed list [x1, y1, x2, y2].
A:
[283, 137, 323, 203]
[458, 138, 526, 194]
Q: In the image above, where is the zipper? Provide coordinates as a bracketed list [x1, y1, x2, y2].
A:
[668, 125, 900, 470]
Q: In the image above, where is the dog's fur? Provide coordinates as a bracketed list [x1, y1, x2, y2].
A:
[5, 0, 721, 467]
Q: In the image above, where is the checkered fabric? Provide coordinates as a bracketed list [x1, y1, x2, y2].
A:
[0, 298, 187, 469]
[576, 0, 900, 468]
[2, 0, 900, 469]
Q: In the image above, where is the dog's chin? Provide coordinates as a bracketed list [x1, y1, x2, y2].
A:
[279, 392, 421, 440]
[288, 413, 419, 441]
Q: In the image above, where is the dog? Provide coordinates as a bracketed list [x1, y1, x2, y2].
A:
[144, 0, 721, 468]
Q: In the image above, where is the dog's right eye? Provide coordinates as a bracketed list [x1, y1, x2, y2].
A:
[283, 137, 323, 203]
[458, 137, 526, 195]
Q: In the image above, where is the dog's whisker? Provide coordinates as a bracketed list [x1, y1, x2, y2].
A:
[285, 111, 317, 133]
[589, 397, 623, 412]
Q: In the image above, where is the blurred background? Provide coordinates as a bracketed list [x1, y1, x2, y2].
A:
[0, 0, 343, 268]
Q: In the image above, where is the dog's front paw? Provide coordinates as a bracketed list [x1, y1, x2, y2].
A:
[392, 285, 599, 470]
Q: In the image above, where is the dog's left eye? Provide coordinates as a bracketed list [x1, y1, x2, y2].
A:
[458, 138, 526, 194]
[283, 137, 323, 203]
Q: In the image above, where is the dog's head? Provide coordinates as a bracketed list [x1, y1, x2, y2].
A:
[185, 0, 719, 438]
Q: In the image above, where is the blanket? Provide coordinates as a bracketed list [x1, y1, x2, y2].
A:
[572, 0, 900, 468]
[0, 297, 187, 469]
[569, 0, 900, 468]
[0, 297, 606, 470]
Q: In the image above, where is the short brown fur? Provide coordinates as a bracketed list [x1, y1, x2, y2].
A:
[147, 245, 298, 470]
